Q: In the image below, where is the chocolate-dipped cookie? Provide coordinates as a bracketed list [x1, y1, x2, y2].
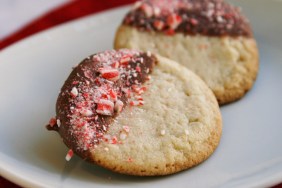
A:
[114, 0, 259, 104]
[47, 49, 222, 176]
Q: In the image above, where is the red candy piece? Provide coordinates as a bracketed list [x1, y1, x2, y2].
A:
[99, 68, 120, 81]
[190, 18, 198, 25]
[167, 13, 182, 29]
[65, 149, 73, 161]
[120, 55, 131, 66]
[141, 3, 153, 17]
[111, 136, 118, 144]
[154, 20, 165, 30]
[49, 118, 57, 127]
[109, 89, 117, 102]
[135, 66, 141, 72]
[165, 29, 175, 35]
[96, 99, 114, 116]
[111, 61, 120, 68]
[80, 109, 93, 117]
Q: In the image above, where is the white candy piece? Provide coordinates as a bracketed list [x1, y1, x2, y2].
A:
[56, 119, 61, 127]
[80, 109, 93, 117]
[70, 87, 78, 97]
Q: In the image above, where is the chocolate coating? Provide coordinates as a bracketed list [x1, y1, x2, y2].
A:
[47, 50, 157, 160]
[123, 0, 252, 37]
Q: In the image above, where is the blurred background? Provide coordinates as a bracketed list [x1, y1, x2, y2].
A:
[0, 0, 135, 50]
[0, 0, 68, 40]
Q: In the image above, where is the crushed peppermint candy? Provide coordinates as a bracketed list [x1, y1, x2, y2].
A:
[52, 49, 156, 153]
[167, 13, 182, 29]
[154, 20, 165, 31]
[96, 99, 114, 116]
[70, 87, 78, 97]
[130, 100, 144, 106]
[65, 149, 73, 161]
[141, 3, 153, 17]
[99, 67, 120, 82]
[49, 118, 57, 127]
[111, 136, 118, 144]
[80, 109, 93, 117]
[56, 119, 61, 127]
[123, 0, 252, 37]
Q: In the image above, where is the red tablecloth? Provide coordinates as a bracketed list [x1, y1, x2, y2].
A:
[0, 0, 281, 187]
[0, 0, 135, 50]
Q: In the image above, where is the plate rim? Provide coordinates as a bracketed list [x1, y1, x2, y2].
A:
[0, 5, 131, 188]
[0, 1, 282, 188]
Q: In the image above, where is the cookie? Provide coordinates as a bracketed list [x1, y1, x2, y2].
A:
[114, 0, 259, 105]
[47, 49, 222, 176]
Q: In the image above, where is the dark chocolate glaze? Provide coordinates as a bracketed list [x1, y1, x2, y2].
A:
[123, 0, 252, 37]
[46, 50, 157, 160]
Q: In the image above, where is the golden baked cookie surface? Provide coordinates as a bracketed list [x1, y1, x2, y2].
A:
[91, 55, 222, 176]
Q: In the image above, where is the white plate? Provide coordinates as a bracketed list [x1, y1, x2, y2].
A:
[0, 1, 282, 187]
